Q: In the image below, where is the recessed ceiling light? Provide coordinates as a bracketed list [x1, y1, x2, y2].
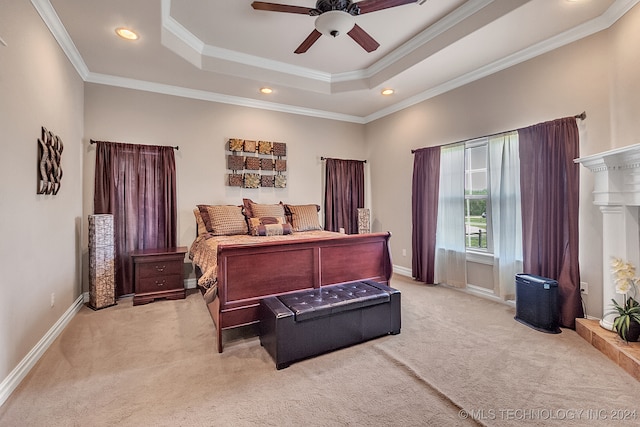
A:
[260, 87, 273, 94]
[115, 27, 139, 41]
[381, 89, 394, 96]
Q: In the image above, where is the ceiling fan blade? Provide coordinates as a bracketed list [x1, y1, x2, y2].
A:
[294, 29, 322, 54]
[347, 24, 380, 53]
[356, 0, 417, 14]
[251, 1, 314, 14]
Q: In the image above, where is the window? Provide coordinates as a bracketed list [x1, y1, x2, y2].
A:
[464, 139, 491, 252]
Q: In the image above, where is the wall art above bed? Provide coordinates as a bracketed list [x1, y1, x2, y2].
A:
[226, 138, 287, 188]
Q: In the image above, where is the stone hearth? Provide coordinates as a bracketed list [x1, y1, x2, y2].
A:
[576, 318, 640, 381]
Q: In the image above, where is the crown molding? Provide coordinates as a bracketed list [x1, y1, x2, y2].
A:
[161, 0, 331, 84]
[34, 0, 640, 124]
[31, 0, 89, 79]
[161, 0, 493, 88]
[160, 1, 205, 55]
[604, 0, 640, 20]
[86, 72, 365, 124]
[332, 0, 493, 83]
[364, 0, 640, 123]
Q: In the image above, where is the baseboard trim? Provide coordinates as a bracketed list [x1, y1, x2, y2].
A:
[393, 265, 412, 278]
[184, 277, 197, 289]
[0, 293, 86, 407]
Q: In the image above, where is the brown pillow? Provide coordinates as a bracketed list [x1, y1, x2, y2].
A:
[285, 204, 322, 232]
[252, 202, 285, 218]
[281, 202, 320, 225]
[243, 199, 286, 220]
[242, 198, 255, 218]
[197, 205, 248, 236]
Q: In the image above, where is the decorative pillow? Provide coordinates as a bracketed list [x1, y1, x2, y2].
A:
[197, 205, 248, 236]
[248, 216, 292, 236]
[242, 198, 256, 218]
[193, 208, 208, 237]
[285, 204, 323, 232]
[245, 199, 286, 220]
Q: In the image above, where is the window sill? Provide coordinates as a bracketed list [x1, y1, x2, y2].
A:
[466, 250, 494, 265]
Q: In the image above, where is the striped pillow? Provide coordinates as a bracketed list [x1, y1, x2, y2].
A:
[197, 205, 248, 236]
[285, 204, 322, 232]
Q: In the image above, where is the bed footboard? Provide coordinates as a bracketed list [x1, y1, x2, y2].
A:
[208, 232, 392, 352]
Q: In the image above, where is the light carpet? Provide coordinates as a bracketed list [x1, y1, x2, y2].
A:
[1, 275, 639, 426]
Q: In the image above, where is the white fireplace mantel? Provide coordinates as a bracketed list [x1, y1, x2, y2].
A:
[575, 143, 640, 206]
[575, 143, 640, 330]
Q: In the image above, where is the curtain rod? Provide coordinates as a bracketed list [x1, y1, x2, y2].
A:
[410, 111, 586, 154]
[321, 157, 367, 163]
[90, 139, 179, 151]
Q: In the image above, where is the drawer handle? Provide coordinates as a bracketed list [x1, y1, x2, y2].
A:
[155, 279, 166, 287]
[155, 265, 166, 272]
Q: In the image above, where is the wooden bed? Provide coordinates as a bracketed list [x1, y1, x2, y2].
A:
[193, 231, 393, 352]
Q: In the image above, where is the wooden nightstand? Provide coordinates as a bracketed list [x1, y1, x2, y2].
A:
[131, 246, 188, 306]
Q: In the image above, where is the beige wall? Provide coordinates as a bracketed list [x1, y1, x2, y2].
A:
[82, 84, 367, 286]
[0, 2, 84, 383]
[610, 4, 640, 148]
[366, 6, 640, 318]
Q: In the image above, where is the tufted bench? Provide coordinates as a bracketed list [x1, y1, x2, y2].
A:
[259, 280, 401, 369]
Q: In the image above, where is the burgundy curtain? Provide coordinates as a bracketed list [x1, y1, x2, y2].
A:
[324, 158, 365, 234]
[94, 141, 177, 297]
[411, 147, 441, 284]
[518, 117, 583, 328]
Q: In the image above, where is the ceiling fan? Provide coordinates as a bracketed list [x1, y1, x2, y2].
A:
[251, 0, 425, 54]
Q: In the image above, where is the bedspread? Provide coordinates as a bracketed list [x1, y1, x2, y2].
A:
[189, 230, 342, 303]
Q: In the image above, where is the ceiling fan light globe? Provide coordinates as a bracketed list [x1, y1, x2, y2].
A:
[314, 11, 355, 37]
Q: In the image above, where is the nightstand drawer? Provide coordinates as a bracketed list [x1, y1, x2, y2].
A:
[137, 274, 182, 293]
[137, 261, 182, 279]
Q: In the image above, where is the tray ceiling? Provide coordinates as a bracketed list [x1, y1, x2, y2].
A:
[37, 0, 637, 122]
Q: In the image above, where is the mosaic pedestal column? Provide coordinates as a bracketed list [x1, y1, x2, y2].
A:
[358, 208, 371, 234]
[88, 214, 116, 310]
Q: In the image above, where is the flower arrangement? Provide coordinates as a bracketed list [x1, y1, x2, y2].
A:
[608, 258, 640, 342]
